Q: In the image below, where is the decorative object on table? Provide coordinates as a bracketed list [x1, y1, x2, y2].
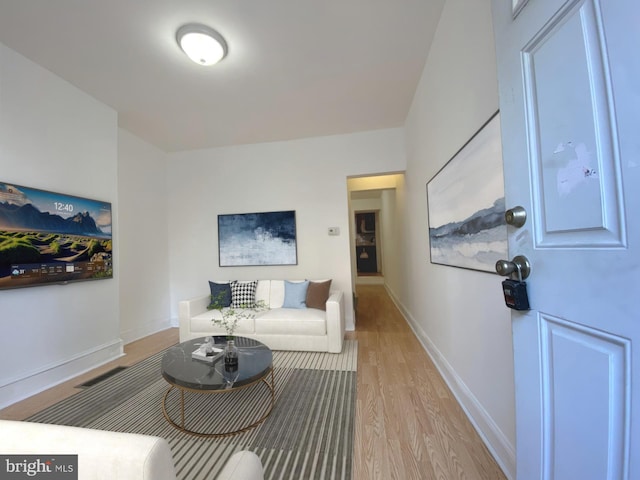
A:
[224, 339, 239, 370]
[218, 210, 297, 266]
[426, 111, 508, 273]
[191, 336, 223, 363]
[223, 362, 240, 387]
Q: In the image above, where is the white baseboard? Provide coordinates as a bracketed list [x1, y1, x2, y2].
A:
[120, 318, 174, 345]
[384, 285, 516, 480]
[0, 339, 123, 411]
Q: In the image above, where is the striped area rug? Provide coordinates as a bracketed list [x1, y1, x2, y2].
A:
[27, 340, 358, 480]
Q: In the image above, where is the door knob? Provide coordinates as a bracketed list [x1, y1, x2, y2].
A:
[505, 206, 527, 228]
[495, 255, 531, 279]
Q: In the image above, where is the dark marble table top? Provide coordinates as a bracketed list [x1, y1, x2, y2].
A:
[161, 336, 272, 390]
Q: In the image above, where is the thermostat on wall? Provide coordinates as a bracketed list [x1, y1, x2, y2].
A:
[328, 227, 340, 236]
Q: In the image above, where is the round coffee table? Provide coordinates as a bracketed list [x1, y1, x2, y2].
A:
[161, 336, 274, 437]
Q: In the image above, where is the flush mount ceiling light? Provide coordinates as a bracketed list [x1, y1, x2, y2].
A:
[176, 24, 227, 66]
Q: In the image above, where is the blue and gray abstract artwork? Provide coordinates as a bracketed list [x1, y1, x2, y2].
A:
[218, 210, 297, 266]
[429, 198, 507, 272]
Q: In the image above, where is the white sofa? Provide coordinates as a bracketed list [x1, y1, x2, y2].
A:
[179, 280, 345, 353]
[0, 420, 263, 480]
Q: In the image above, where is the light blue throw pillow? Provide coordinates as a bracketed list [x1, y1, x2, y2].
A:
[282, 280, 309, 309]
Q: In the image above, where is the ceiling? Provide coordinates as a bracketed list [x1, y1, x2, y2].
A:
[0, 1, 444, 153]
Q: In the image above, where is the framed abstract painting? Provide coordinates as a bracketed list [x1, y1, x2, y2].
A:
[426, 111, 508, 273]
[218, 210, 297, 266]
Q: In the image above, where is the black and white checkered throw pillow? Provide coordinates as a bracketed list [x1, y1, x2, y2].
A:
[230, 280, 258, 308]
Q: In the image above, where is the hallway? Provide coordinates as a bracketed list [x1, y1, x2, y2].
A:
[350, 285, 506, 479]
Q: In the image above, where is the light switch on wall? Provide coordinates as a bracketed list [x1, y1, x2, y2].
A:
[328, 227, 340, 236]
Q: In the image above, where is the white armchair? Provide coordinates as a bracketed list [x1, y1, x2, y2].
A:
[0, 420, 263, 480]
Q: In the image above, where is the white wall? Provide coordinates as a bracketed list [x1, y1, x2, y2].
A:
[390, 0, 517, 477]
[351, 198, 381, 211]
[117, 129, 171, 343]
[380, 188, 400, 287]
[0, 44, 121, 409]
[166, 129, 406, 330]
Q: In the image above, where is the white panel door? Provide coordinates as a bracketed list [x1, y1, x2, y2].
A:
[491, 0, 639, 478]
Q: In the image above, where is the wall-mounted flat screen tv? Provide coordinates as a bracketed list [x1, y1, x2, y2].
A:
[0, 181, 112, 290]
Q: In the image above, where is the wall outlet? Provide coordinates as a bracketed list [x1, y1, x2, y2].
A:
[328, 227, 340, 236]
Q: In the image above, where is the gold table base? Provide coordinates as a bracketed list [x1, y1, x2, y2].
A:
[162, 368, 275, 438]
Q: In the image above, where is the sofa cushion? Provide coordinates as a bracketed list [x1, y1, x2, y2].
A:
[255, 280, 271, 306]
[268, 280, 285, 308]
[208, 281, 231, 308]
[282, 280, 309, 309]
[268, 280, 307, 308]
[255, 308, 326, 335]
[191, 310, 256, 335]
[306, 280, 332, 310]
[230, 280, 258, 307]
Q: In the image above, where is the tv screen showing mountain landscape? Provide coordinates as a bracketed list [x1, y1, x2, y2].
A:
[0, 181, 112, 290]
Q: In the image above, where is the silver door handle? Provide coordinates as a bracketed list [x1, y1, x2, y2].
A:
[495, 255, 531, 280]
[505, 206, 527, 228]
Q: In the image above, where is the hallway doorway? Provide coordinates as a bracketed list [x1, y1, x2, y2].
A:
[355, 211, 379, 275]
[347, 173, 403, 291]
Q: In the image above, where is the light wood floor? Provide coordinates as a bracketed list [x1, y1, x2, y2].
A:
[0, 285, 506, 480]
[350, 285, 506, 480]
